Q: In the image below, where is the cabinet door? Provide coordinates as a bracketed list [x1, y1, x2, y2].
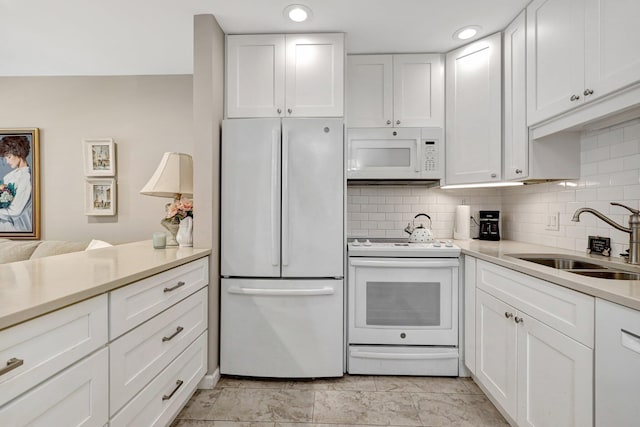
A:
[475, 289, 517, 419]
[517, 313, 593, 427]
[585, 0, 640, 100]
[346, 55, 393, 127]
[527, 0, 585, 125]
[504, 11, 529, 181]
[393, 54, 444, 127]
[445, 33, 502, 185]
[226, 34, 285, 118]
[285, 34, 344, 117]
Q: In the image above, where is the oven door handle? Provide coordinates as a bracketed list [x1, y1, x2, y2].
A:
[350, 350, 458, 360]
[349, 259, 459, 268]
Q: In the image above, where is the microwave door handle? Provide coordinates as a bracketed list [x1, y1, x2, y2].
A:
[415, 139, 420, 173]
[271, 127, 280, 267]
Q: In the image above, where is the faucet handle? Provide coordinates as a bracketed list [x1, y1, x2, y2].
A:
[611, 202, 640, 215]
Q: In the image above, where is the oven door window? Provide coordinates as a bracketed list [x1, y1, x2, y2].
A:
[366, 281, 440, 326]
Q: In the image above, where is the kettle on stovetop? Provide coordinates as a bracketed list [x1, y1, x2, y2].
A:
[404, 213, 434, 243]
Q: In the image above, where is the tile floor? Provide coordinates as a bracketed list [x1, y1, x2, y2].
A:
[171, 375, 509, 427]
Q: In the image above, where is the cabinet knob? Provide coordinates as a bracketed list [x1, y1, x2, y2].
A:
[277, 108, 282, 114]
[514, 316, 524, 324]
[396, 120, 401, 125]
[287, 108, 292, 114]
[504, 312, 514, 319]
[570, 94, 580, 101]
[583, 88, 594, 96]
[515, 169, 522, 174]
[386, 120, 392, 125]
[491, 173, 497, 178]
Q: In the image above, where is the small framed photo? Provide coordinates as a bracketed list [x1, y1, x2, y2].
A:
[85, 178, 116, 216]
[83, 138, 116, 176]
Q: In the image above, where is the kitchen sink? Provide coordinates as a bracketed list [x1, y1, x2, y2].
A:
[508, 254, 606, 270]
[572, 270, 640, 280]
[507, 253, 640, 280]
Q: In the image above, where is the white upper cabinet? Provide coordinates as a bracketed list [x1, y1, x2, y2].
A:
[527, 0, 584, 125]
[226, 34, 285, 118]
[584, 0, 640, 99]
[503, 11, 528, 181]
[346, 54, 444, 127]
[226, 33, 344, 118]
[445, 33, 502, 185]
[527, 0, 640, 126]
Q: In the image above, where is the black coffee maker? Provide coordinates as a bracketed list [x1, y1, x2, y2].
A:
[479, 210, 500, 241]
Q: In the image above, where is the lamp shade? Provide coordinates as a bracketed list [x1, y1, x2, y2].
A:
[140, 152, 193, 198]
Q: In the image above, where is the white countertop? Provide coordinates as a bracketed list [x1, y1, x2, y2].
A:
[457, 239, 640, 311]
[0, 241, 211, 331]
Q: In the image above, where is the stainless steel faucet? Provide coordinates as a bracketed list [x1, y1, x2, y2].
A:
[571, 202, 640, 265]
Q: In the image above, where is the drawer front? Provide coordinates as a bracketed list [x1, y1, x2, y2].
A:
[0, 348, 108, 427]
[110, 332, 207, 427]
[110, 257, 209, 339]
[0, 294, 108, 405]
[110, 288, 208, 414]
[348, 345, 459, 376]
[476, 260, 594, 347]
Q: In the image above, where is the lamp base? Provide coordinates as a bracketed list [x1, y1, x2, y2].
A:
[161, 220, 180, 246]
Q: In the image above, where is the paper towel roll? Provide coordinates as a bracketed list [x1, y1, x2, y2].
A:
[454, 205, 471, 240]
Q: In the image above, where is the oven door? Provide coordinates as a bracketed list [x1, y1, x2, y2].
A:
[347, 128, 422, 179]
[348, 257, 458, 346]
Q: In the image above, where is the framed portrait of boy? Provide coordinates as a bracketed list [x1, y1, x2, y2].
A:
[0, 128, 40, 239]
[83, 138, 116, 176]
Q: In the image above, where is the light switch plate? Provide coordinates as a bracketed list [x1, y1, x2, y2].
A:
[545, 212, 560, 231]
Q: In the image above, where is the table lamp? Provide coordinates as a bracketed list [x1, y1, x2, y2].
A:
[140, 152, 193, 246]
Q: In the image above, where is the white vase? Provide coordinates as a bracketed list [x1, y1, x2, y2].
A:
[176, 217, 193, 247]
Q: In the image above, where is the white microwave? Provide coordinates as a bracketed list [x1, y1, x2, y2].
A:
[347, 127, 443, 180]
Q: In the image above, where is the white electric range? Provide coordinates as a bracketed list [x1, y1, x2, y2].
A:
[347, 239, 462, 376]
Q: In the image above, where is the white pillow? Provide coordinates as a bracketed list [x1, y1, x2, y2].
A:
[85, 239, 113, 250]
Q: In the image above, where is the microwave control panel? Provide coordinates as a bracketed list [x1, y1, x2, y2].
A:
[423, 140, 439, 172]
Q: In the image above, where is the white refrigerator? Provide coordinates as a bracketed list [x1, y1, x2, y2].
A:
[220, 118, 344, 378]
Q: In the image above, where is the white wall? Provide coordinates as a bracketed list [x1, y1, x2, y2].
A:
[0, 75, 193, 243]
[501, 119, 640, 258]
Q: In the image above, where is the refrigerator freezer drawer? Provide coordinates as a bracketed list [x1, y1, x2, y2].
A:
[220, 278, 343, 378]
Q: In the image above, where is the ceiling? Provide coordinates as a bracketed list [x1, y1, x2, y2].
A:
[0, 0, 529, 76]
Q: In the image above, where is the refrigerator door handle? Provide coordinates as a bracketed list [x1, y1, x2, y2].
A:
[271, 127, 280, 267]
[282, 127, 290, 266]
[227, 286, 335, 296]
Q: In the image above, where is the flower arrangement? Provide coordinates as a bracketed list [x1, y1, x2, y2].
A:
[164, 197, 193, 224]
[0, 182, 16, 209]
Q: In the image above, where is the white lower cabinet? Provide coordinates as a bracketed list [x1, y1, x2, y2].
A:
[0, 256, 209, 427]
[0, 348, 108, 426]
[471, 259, 594, 427]
[110, 332, 207, 427]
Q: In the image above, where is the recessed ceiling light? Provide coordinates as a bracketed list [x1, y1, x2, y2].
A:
[453, 26, 482, 41]
[284, 4, 312, 23]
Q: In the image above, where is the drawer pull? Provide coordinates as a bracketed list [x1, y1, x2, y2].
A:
[164, 281, 186, 293]
[162, 379, 184, 401]
[162, 326, 184, 342]
[0, 358, 24, 376]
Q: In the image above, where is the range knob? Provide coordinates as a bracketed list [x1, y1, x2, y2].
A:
[351, 239, 360, 246]
[363, 239, 372, 246]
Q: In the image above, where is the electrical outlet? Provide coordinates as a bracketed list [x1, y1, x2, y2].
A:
[545, 212, 560, 231]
